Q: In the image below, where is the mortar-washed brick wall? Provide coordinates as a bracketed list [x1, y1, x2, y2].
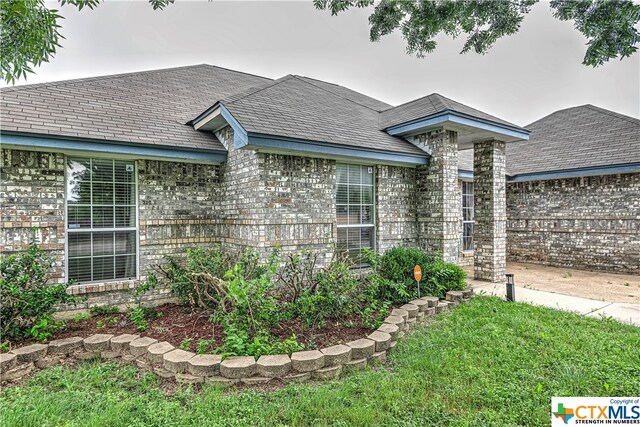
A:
[1, 149, 66, 283]
[3, 138, 467, 309]
[216, 126, 265, 255]
[506, 172, 640, 274]
[216, 126, 337, 263]
[414, 128, 462, 262]
[138, 159, 225, 274]
[0, 148, 225, 310]
[376, 165, 418, 251]
[260, 154, 336, 261]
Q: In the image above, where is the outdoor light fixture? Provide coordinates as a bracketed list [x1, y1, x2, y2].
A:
[506, 273, 515, 302]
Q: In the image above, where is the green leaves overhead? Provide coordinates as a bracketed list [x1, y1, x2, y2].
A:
[0, 0, 175, 84]
[0, 0, 63, 84]
[314, 0, 640, 66]
[551, 0, 640, 66]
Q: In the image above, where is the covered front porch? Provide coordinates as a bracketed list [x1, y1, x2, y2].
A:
[385, 105, 529, 283]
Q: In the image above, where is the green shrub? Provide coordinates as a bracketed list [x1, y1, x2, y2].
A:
[217, 322, 303, 357]
[217, 251, 281, 335]
[365, 246, 466, 302]
[29, 314, 65, 342]
[377, 246, 437, 287]
[127, 306, 155, 331]
[157, 246, 230, 308]
[126, 274, 159, 332]
[286, 253, 361, 327]
[0, 239, 78, 339]
[179, 338, 192, 351]
[422, 259, 467, 298]
[71, 312, 91, 322]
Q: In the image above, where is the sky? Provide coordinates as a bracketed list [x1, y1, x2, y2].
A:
[4, 0, 639, 126]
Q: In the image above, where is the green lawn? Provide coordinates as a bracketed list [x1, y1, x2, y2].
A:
[2, 296, 639, 427]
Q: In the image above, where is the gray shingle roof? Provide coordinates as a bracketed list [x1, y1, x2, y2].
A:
[295, 76, 392, 112]
[1, 63, 523, 159]
[220, 75, 425, 156]
[379, 93, 522, 130]
[457, 105, 640, 176]
[1, 64, 272, 152]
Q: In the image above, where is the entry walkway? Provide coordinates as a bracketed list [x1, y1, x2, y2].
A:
[470, 280, 640, 327]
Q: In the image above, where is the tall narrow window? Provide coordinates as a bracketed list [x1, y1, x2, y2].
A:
[461, 181, 474, 252]
[336, 164, 375, 262]
[66, 158, 137, 283]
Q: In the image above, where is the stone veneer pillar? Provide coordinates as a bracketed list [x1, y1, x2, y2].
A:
[415, 128, 461, 263]
[473, 139, 506, 282]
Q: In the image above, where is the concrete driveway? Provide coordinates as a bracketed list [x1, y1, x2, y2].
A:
[465, 262, 640, 327]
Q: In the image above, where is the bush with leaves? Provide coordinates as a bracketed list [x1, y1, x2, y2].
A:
[365, 246, 466, 302]
[422, 259, 467, 299]
[0, 239, 78, 340]
[156, 246, 231, 309]
[126, 274, 158, 331]
[285, 252, 363, 327]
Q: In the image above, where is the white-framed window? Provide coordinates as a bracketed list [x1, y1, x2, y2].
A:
[462, 181, 474, 252]
[336, 164, 375, 262]
[66, 157, 138, 284]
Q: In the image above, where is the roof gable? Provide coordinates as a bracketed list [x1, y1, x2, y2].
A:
[219, 75, 425, 156]
[379, 93, 521, 130]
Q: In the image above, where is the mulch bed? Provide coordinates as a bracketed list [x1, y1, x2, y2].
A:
[6, 303, 374, 353]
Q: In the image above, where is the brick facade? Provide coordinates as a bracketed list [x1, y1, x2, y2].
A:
[414, 128, 461, 262]
[473, 140, 507, 282]
[1, 150, 66, 283]
[0, 128, 516, 308]
[506, 173, 640, 274]
[376, 165, 418, 251]
[1, 148, 225, 309]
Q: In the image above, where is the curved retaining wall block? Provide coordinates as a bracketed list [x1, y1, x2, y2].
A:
[0, 290, 473, 385]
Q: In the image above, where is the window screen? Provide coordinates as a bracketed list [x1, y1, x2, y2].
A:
[336, 164, 375, 262]
[66, 158, 137, 283]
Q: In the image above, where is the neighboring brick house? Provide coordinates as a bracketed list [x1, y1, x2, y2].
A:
[458, 105, 640, 274]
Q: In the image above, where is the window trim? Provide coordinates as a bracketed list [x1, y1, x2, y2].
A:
[461, 180, 474, 253]
[64, 156, 140, 286]
[335, 163, 376, 259]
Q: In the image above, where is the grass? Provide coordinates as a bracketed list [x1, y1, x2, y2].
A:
[2, 296, 639, 426]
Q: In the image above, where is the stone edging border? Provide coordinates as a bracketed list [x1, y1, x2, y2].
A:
[0, 290, 472, 385]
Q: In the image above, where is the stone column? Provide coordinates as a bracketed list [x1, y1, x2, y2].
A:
[415, 128, 461, 263]
[473, 139, 506, 282]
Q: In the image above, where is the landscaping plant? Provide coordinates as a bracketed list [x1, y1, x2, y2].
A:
[0, 238, 78, 340]
[365, 246, 466, 301]
[127, 274, 159, 332]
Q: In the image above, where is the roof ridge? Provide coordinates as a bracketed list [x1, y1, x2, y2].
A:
[380, 92, 437, 112]
[223, 75, 296, 105]
[295, 75, 391, 111]
[292, 75, 384, 112]
[1, 63, 272, 93]
[583, 104, 640, 125]
[526, 104, 640, 128]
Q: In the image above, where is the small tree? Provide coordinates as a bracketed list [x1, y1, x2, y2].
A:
[0, 238, 78, 339]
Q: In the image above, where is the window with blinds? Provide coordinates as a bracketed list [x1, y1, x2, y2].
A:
[462, 181, 474, 252]
[66, 158, 137, 283]
[336, 164, 375, 262]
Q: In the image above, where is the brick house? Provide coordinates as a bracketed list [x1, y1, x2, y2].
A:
[0, 65, 635, 307]
[459, 105, 639, 274]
